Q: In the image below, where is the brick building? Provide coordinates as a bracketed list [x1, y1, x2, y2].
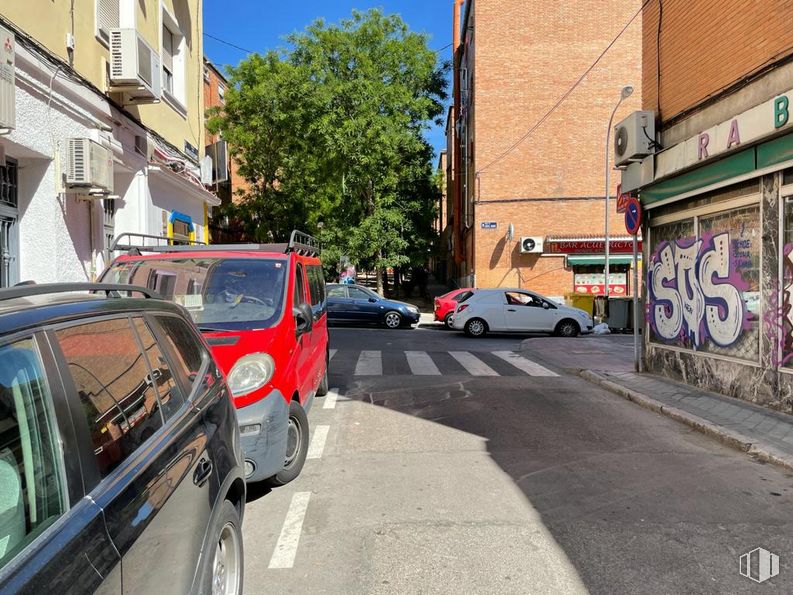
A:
[623, 0, 793, 411]
[446, 0, 643, 301]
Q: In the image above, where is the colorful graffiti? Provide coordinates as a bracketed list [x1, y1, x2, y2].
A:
[648, 232, 747, 347]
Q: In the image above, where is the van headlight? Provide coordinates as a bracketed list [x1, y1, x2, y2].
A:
[227, 353, 275, 396]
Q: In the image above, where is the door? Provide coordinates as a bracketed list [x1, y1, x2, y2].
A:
[0, 159, 19, 289]
[347, 287, 380, 321]
[503, 291, 548, 331]
[292, 263, 315, 401]
[51, 315, 213, 595]
[0, 334, 121, 594]
[326, 286, 351, 320]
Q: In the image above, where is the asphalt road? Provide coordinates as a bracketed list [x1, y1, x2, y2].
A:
[241, 322, 793, 594]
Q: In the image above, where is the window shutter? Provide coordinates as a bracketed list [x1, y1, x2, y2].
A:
[162, 29, 174, 71]
[97, 0, 120, 37]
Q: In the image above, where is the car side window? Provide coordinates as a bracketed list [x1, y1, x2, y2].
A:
[306, 265, 325, 310]
[455, 291, 473, 302]
[131, 318, 184, 419]
[348, 288, 371, 300]
[155, 315, 209, 392]
[327, 286, 346, 298]
[294, 263, 306, 306]
[0, 338, 67, 572]
[505, 292, 538, 307]
[55, 317, 165, 479]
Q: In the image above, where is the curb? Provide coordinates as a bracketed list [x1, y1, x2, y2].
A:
[579, 369, 793, 473]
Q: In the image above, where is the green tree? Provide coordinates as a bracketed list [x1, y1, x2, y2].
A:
[209, 9, 446, 293]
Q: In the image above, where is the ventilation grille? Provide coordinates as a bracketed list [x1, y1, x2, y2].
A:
[109, 29, 125, 79]
[67, 138, 88, 184]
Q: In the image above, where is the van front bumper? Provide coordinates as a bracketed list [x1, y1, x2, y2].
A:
[236, 390, 289, 483]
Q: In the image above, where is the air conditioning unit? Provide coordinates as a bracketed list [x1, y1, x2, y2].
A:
[65, 138, 114, 194]
[205, 139, 229, 183]
[614, 110, 655, 167]
[0, 26, 16, 130]
[108, 28, 161, 101]
[519, 236, 543, 254]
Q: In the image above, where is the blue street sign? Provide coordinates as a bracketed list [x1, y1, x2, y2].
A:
[481, 221, 498, 229]
[625, 197, 642, 236]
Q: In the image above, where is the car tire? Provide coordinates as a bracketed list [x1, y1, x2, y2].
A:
[317, 356, 329, 397]
[464, 318, 488, 337]
[444, 312, 455, 329]
[555, 319, 580, 337]
[197, 499, 244, 595]
[384, 311, 402, 329]
[266, 399, 309, 487]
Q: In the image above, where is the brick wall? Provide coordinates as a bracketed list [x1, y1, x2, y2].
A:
[459, 0, 642, 294]
[643, 0, 793, 124]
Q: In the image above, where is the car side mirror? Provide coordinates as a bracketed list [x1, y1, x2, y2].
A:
[368, 297, 378, 303]
[542, 302, 550, 309]
[294, 303, 313, 335]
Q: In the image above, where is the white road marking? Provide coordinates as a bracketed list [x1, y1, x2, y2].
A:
[405, 350, 441, 375]
[307, 425, 329, 459]
[329, 349, 338, 360]
[323, 387, 339, 409]
[354, 350, 382, 376]
[492, 351, 559, 377]
[449, 351, 499, 376]
[268, 492, 312, 569]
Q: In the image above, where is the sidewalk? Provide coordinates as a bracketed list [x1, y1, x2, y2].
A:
[520, 335, 793, 472]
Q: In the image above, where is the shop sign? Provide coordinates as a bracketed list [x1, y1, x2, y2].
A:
[546, 239, 640, 254]
[574, 273, 627, 295]
[481, 221, 497, 229]
[655, 89, 793, 180]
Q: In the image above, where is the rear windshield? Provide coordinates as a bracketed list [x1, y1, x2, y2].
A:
[103, 257, 288, 331]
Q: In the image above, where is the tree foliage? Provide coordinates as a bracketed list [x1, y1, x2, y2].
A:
[208, 9, 447, 288]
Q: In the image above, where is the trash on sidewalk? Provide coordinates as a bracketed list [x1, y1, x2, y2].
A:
[592, 322, 611, 334]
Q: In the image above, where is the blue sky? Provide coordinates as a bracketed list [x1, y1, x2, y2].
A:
[203, 1, 453, 159]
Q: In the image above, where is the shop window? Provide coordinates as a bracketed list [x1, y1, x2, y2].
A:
[647, 203, 759, 361]
[780, 194, 793, 367]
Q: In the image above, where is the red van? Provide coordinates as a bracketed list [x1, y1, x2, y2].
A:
[101, 231, 328, 486]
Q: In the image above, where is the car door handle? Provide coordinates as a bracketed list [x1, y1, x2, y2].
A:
[193, 458, 213, 487]
[507, 308, 516, 312]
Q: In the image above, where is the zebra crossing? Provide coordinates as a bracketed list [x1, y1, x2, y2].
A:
[329, 349, 559, 377]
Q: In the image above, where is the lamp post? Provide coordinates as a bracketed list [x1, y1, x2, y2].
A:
[604, 85, 634, 305]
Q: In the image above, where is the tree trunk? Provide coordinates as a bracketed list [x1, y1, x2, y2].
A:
[376, 247, 385, 295]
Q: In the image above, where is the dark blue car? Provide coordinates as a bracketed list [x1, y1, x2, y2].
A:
[326, 284, 420, 329]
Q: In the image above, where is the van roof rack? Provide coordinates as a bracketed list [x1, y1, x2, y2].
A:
[110, 230, 321, 257]
[0, 283, 162, 302]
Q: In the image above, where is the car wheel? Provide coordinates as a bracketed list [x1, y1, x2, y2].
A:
[464, 318, 487, 337]
[198, 499, 243, 595]
[266, 399, 309, 487]
[384, 311, 402, 329]
[444, 312, 455, 329]
[317, 355, 329, 397]
[555, 319, 580, 337]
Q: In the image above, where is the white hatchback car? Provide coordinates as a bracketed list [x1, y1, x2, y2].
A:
[451, 288, 594, 337]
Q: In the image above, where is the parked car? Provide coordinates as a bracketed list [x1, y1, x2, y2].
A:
[326, 284, 420, 328]
[434, 288, 475, 328]
[101, 230, 328, 486]
[0, 283, 245, 595]
[451, 288, 594, 337]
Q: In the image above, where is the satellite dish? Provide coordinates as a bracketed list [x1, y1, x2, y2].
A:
[507, 223, 515, 241]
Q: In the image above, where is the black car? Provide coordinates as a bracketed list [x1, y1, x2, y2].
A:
[326, 284, 421, 328]
[0, 284, 245, 595]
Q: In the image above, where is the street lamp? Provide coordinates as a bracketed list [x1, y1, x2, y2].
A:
[604, 85, 633, 303]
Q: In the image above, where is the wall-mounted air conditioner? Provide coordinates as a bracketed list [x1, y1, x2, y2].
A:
[205, 139, 229, 183]
[65, 138, 114, 194]
[614, 110, 655, 167]
[519, 236, 543, 254]
[108, 28, 161, 101]
[0, 26, 16, 130]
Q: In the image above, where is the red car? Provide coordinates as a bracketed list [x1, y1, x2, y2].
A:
[102, 231, 328, 486]
[434, 288, 476, 328]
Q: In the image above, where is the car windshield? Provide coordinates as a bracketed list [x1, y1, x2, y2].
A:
[103, 257, 288, 331]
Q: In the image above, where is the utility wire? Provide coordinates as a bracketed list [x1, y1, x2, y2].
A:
[204, 32, 254, 54]
[477, 0, 652, 175]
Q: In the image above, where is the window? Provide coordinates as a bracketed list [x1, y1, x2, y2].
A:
[505, 292, 540, 307]
[56, 318, 165, 478]
[156, 316, 207, 390]
[131, 318, 183, 419]
[454, 291, 473, 302]
[218, 83, 225, 104]
[348, 287, 371, 300]
[161, 8, 185, 106]
[0, 159, 19, 289]
[0, 338, 66, 571]
[327, 286, 346, 298]
[294, 264, 306, 306]
[96, 0, 120, 45]
[306, 265, 325, 307]
[203, 63, 210, 82]
[103, 199, 116, 265]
